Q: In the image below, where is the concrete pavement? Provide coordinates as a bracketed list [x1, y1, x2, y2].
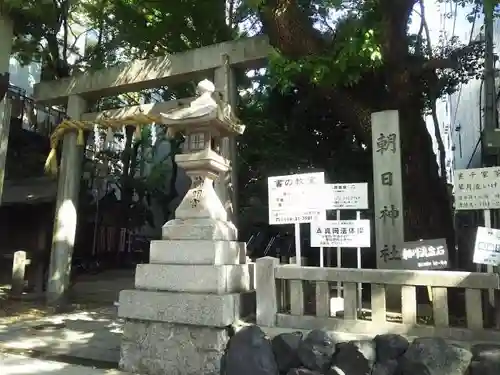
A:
[0, 353, 129, 375]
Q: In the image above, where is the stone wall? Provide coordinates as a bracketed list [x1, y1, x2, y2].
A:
[221, 325, 499, 375]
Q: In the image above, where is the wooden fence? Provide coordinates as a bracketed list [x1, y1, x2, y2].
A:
[256, 256, 500, 342]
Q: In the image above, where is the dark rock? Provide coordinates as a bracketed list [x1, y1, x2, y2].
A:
[326, 341, 371, 375]
[370, 360, 399, 375]
[401, 337, 472, 375]
[468, 360, 500, 375]
[396, 357, 431, 375]
[469, 345, 500, 375]
[340, 340, 377, 368]
[298, 329, 336, 372]
[286, 368, 322, 375]
[272, 332, 303, 373]
[222, 325, 279, 375]
[374, 334, 408, 362]
[471, 344, 500, 364]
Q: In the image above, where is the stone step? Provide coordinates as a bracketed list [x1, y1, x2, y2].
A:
[162, 218, 237, 241]
[149, 239, 246, 265]
[118, 289, 255, 327]
[134, 263, 251, 294]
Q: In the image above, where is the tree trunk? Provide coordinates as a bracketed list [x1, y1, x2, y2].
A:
[398, 102, 455, 259]
[257, 0, 456, 263]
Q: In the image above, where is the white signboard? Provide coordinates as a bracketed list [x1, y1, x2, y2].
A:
[311, 220, 371, 248]
[268, 172, 325, 225]
[323, 183, 368, 210]
[473, 226, 500, 266]
[454, 167, 500, 210]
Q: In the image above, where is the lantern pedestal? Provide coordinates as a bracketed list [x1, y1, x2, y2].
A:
[173, 149, 230, 221]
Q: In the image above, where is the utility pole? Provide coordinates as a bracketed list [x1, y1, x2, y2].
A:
[481, 0, 498, 326]
[483, 0, 496, 144]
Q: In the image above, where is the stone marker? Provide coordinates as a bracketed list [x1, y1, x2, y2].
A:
[118, 79, 253, 375]
[372, 110, 404, 310]
[11, 251, 27, 295]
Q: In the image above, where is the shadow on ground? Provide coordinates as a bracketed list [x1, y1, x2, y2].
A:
[0, 308, 123, 364]
[0, 270, 134, 367]
[1, 352, 126, 375]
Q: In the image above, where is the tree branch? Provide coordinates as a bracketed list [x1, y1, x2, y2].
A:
[258, 0, 326, 58]
[418, 0, 447, 181]
[415, 9, 424, 54]
[378, 0, 418, 65]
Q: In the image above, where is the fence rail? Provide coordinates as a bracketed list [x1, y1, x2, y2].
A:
[256, 256, 500, 342]
[7, 84, 65, 138]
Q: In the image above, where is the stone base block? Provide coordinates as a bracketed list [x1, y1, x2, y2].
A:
[149, 240, 246, 265]
[162, 218, 237, 241]
[118, 289, 254, 327]
[134, 263, 251, 293]
[120, 320, 229, 375]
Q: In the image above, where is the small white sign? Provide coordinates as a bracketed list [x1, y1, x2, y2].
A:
[454, 167, 500, 210]
[311, 220, 371, 248]
[473, 226, 500, 266]
[323, 183, 368, 210]
[268, 172, 325, 225]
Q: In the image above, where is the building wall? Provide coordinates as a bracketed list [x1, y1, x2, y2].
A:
[447, 9, 500, 173]
[419, 4, 500, 186]
[9, 59, 41, 97]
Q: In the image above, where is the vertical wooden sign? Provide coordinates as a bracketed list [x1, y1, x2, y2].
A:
[372, 110, 405, 269]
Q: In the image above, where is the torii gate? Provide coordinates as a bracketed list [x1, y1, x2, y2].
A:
[33, 36, 270, 303]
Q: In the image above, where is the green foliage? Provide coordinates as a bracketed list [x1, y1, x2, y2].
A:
[5, 0, 80, 77]
[269, 25, 382, 92]
[4, 0, 242, 230]
[84, 0, 232, 62]
[263, 1, 385, 93]
[266, 0, 484, 119]
[5, 0, 489, 234]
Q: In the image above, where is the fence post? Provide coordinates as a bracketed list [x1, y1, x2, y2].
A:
[256, 256, 279, 327]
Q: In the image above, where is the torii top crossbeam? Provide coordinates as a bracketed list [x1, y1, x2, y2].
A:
[33, 36, 270, 105]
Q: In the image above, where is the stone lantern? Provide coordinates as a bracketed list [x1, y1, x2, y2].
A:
[117, 79, 252, 375]
[159, 79, 245, 238]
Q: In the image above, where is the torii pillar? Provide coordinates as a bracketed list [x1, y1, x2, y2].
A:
[214, 54, 239, 228]
[0, 12, 13, 203]
[47, 95, 87, 305]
